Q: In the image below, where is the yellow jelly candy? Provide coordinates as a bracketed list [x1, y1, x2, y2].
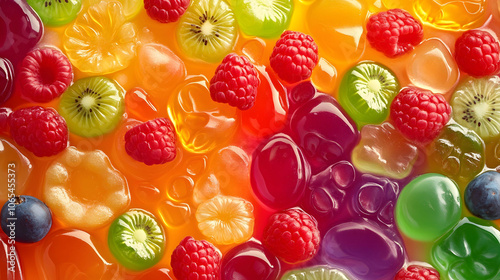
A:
[64, 0, 138, 74]
[196, 195, 254, 245]
[44, 147, 130, 229]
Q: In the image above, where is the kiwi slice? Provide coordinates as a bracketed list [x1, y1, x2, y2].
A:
[338, 61, 399, 128]
[59, 76, 124, 138]
[108, 209, 165, 271]
[177, 0, 237, 63]
[233, 0, 293, 38]
[27, 0, 82, 27]
[281, 266, 351, 280]
[451, 76, 500, 140]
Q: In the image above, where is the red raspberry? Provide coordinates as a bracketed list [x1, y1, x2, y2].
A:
[390, 87, 451, 144]
[270, 30, 319, 84]
[18, 48, 73, 103]
[455, 29, 500, 77]
[367, 9, 423, 57]
[144, 0, 189, 23]
[171, 236, 221, 280]
[124, 118, 177, 165]
[9, 106, 68, 157]
[394, 265, 440, 280]
[210, 53, 260, 110]
[263, 208, 320, 264]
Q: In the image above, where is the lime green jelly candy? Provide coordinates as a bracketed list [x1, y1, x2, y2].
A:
[233, 0, 293, 38]
[395, 173, 461, 241]
[338, 62, 399, 128]
[432, 217, 500, 280]
[281, 266, 351, 280]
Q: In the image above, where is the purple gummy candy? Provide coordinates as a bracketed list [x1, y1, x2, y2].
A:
[288, 92, 359, 174]
[322, 218, 405, 280]
[301, 161, 357, 231]
[251, 133, 310, 210]
[0, 0, 43, 66]
[221, 240, 280, 280]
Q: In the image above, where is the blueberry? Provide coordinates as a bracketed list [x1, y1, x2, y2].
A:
[1, 195, 52, 243]
[465, 171, 500, 220]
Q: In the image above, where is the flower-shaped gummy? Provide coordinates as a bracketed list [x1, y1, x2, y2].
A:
[64, 0, 137, 74]
[43, 147, 130, 229]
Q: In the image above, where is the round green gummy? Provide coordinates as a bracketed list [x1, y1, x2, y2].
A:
[395, 173, 462, 242]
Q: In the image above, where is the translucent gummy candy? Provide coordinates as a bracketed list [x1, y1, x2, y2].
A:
[413, 0, 487, 31]
[0, 0, 43, 65]
[322, 218, 405, 280]
[64, 0, 138, 74]
[196, 195, 254, 245]
[37, 229, 118, 279]
[136, 43, 186, 99]
[167, 77, 239, 154]
[0, 138, 31, 203]
[407, 38, 459, 94]
[395, 173, 462, 242]
[289, 92, 358, 174]
[307, 0, 367, 64]
[428, 124, 485, 183]
[251, 133, 310, 209]
[352, 123, 419, 180]
[432, 217, 500, 280]
[220, 240, 280, 280]
[43, 147, 130, 229]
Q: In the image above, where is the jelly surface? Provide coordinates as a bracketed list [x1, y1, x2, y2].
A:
[1, 0, 500, 280]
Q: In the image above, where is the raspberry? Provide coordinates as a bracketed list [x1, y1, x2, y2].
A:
[366, 9, 423, 57]
[171, 236, 221, 280]
[269, 30, 319, 84]
[9, 106, 68, 157]
[209, 53, 260, 110]
[263, 208, 320, 264]
[455, 29, 500, 77]
[18, 48, 73, 103]
[124, 118, 177, 165]
[390, 87, 451, 144]
[144, 0, 189, 23]
[394, 265, 440, 280]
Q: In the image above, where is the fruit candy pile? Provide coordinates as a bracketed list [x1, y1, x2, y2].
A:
[1, 0, 500, 280]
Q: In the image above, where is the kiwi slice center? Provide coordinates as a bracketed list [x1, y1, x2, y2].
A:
[133, 229, 148, 243]
[191, 11, 220, 45]
[367, 79, 382, 93]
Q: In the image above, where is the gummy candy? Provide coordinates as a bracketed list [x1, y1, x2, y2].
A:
[220, 240, 280, 280]
[428, 124, 485, 183]
[395, 173, 462, 241]
[251, 133, 310, 209]
[64, 0, 138, 74]
[432, 217, 500, 280]
[322, 218, 405, 280]
[288, 92, 358, 174]
[352, 123, 419, 180]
